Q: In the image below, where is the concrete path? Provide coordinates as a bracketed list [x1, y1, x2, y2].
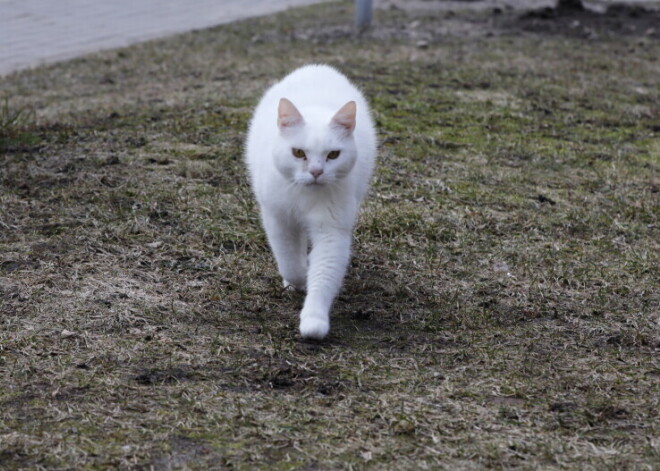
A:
[3, 0, 657, 77]
[0, 0, 332, 76]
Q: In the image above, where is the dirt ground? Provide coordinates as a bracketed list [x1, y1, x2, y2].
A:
[1, 1, 658, 470]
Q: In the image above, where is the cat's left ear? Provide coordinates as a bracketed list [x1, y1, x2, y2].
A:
[331, 101, 356, 135]
[278, 98, 304, 133]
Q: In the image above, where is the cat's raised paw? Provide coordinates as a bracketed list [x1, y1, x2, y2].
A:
[283, 279, 306, 292]
[299, 316, 329, 340]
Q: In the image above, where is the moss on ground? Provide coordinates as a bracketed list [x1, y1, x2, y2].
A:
[1, 1, 658, 470]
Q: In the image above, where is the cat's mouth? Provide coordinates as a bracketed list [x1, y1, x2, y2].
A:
[296, 175, 329, 187]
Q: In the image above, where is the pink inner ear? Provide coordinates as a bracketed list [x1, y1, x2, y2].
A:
[278, 98, 304, 130]
[331, 101, 356, 133]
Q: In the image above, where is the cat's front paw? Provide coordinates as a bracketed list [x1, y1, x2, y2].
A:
[283, 279, 306, 292]
[299, 315, 329, 340]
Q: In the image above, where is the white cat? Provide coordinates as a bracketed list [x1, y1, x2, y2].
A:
[245, 64, 377, 339]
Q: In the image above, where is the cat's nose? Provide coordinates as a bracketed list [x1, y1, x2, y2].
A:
[310, 168, 324, 179]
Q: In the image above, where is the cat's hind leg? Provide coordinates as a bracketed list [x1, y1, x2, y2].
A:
[262, 211, 307, 291]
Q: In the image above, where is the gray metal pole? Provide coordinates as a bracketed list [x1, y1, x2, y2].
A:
[355, 0, 373, 30]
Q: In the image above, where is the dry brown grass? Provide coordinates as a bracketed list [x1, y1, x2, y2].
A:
[1, 2, 659, 469]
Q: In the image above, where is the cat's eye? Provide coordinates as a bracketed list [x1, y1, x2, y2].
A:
[327, 150, 340, 160]
[292, 148, 306, 159]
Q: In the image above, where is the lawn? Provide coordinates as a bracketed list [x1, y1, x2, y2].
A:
[1, 1, 658, 469]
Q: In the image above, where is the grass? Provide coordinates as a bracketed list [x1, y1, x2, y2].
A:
[0, 96, 40, 152]
[1, 1, 659, 469]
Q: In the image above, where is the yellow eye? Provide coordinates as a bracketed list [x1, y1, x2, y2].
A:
[327, 150, 340, 160]
[292, 148, 306, 159]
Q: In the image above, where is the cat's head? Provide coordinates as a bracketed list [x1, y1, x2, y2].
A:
[273, 98, 358, 187]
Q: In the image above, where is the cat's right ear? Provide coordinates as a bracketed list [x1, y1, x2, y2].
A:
[330, 101, 356, 136]
[278, 98, 304, 133]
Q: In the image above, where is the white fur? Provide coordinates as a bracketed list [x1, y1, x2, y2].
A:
[245, 64, 377, 339]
